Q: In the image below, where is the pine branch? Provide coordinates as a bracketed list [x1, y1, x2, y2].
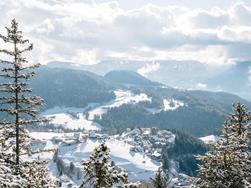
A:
[19, 118, 49, 125]
[0, 95, 44, 105]
[20, 63, 40, 70]
[0, 108, 38, 117]
[0, 49, 15, 56]
[0, 60, 13, 64]
[1, 67, 16, 72]
[17, 57, 28, 65]
[0, 120, 16, 126]
[0, 85, 32, 93]
[18, 43, 33, 54]
[19, 39, 29, 44]
[17, 72, 36, 79]
[21, 148, 56, 157]
[0, 84, 31, 93]
[0, 34, 10, 42]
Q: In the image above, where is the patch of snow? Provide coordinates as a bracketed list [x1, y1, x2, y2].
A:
[45, 113, 101, 131]
[163, 98, 185, 111]
[145, 108, 162, 114]
[42, 106, 102, 131]
[152, 151, 161, 158]
[200, 135, 218, 144]
[30, 132, 75, 140]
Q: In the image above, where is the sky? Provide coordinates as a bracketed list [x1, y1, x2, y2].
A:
[1, 0, 251, 66]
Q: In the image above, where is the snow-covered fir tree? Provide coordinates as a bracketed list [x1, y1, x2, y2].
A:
[151, 167, 167, 188]
[196, 102, 251, 188]
[23, 159, 56, 188]
[0, 19, 54, 187]
[80, 143, 128, 188]
[0, 153, 27, 187]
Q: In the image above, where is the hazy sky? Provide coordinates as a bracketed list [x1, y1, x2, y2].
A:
[97, 0, 242, 10]
[1, 0, 251, 66]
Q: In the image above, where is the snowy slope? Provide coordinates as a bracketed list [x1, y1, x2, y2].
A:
[42, 106, 101, 131]
[88, 90, 151, 120]
[163, 98, 185, 111]
[45, 113, 101, 131]
[41, 90, 187, 131]
[41, 90, 151, 130]
[199, 135, 218, 144]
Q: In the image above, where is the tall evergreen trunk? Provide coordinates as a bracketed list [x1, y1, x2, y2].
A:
[14, 40, 20, 165]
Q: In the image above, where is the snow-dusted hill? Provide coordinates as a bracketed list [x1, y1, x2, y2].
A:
[41, 89, 153, 131]
[41, 89, 187, 132]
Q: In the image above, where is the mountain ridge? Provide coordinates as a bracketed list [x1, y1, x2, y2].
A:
[28, 66, 251, 137]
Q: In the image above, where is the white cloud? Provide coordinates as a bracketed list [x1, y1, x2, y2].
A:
[33, 18, 54, 35]
[137, 62, 160, 77]
[196, 83, 208, 90]
[0, 0, 251, 66]
[218, 26, 251, 42]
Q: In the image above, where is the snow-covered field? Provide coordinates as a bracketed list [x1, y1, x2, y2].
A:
[88, 90, 151, 120]
[42, 105, 101, 131]
[45, 112, 101, 131]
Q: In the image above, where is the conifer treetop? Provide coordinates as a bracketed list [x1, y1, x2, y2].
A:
[196, 102, 251, 188]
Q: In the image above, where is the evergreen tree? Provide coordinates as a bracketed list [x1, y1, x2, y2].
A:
[23, 159, 56, 188]
[196, 102, 251, 188]
[151, 167, 167, 188]
[0, 19, 53, 187]
[80, 143, 128, 188]
[0, 153, 27, 187]
[0, 125, 26, 187]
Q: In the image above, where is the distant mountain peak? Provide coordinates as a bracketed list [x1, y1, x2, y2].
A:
[104, 70, 161, 87]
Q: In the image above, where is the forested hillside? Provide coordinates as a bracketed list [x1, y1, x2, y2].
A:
[24, 67, 251, 136]
[31, 67, 115, 109]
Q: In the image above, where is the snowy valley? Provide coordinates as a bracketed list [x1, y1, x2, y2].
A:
[23, 68, 250, 187]
[28, 89, 198, 187]
[0, 5, 251, 187]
